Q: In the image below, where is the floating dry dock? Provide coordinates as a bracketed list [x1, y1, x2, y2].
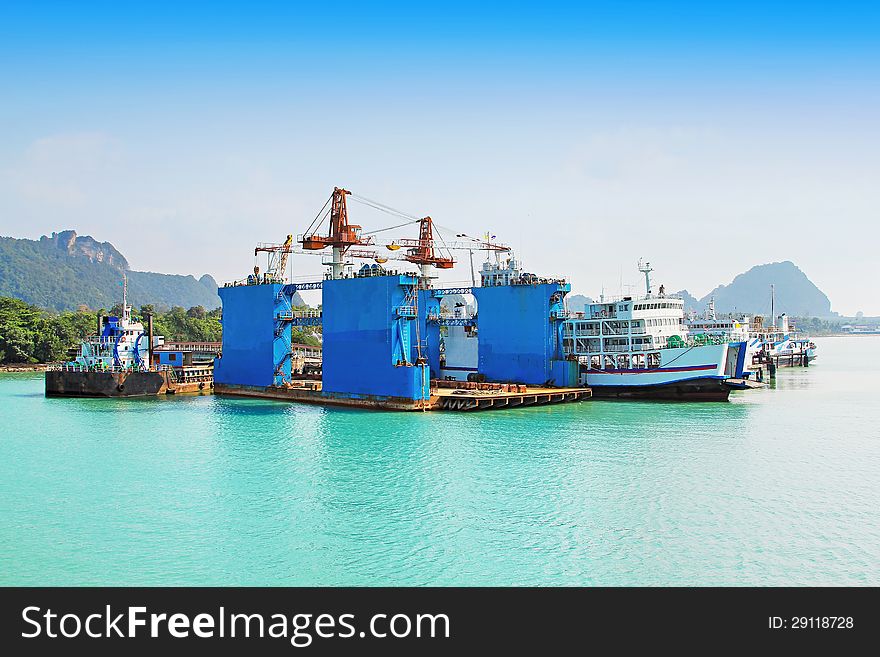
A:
[212, 270, 589, 412]
[213, 187, 589, 412]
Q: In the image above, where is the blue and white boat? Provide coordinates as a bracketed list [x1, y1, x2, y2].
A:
[748, 285, 818, 367]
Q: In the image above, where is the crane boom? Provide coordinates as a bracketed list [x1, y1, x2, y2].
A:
[254, 234, 294, 283]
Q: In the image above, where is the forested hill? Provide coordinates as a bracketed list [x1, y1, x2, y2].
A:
[0, 230, 220, 311]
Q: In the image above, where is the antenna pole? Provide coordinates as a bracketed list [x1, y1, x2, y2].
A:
[771, 284, 776, 329]
[122, 272, 128, 320]
[638, 259, 653, 296]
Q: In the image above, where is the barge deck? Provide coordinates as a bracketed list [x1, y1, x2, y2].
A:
[215, 381, 591, 411]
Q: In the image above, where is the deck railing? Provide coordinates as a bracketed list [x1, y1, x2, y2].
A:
[48, 364, 145, 373]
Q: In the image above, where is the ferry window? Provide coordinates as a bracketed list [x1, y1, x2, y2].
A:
[169, 354, 177, 361]
[617, 354, 630, 369]
[648, 352, 660, 368]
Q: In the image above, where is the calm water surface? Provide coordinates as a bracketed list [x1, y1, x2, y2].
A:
[1, 336, 878, 585]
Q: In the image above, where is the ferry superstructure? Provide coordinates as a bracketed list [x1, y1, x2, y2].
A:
[562, 261, 754, 400]
[686, 297, 751, 343]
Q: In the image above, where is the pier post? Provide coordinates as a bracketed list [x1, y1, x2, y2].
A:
[147, 313, 154, 369]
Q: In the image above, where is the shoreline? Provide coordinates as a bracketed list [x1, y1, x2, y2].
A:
[0, 363, 49, 372]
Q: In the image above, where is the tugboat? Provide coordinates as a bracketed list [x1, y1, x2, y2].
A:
[562, 261, 760, 401]
[45, 275, 214, 397]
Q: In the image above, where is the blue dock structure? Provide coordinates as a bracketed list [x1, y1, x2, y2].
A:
[432, 255, 579, 388]
[213, 187, 591, 410]
[214, 282, 289, 388]
[321, 271, 429, 405]
[471, 282, 578, 387]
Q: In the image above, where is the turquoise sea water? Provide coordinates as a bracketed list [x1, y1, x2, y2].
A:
[1, 336, 878, 586]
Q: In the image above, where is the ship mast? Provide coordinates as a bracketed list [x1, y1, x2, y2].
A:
[122, 272, 129, 321]
[770, 284, 776, 329]
[638, 259, 653, 296]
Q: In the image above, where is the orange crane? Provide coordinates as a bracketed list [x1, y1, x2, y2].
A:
[299, 187, 373, 279]
[345, 216, 455, 282]
[294, 187, 511, 285]
[399, 216, 455, 275]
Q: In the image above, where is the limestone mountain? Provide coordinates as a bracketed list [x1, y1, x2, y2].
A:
[0, 230, 220, 311]
[697, 261, 832, 317]
[573, 261, 833, 318]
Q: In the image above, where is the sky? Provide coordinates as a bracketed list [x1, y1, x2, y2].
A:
[1, 1, 878, 315]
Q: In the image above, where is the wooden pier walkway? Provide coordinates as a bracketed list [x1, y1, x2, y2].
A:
[434, 386, 591, 411]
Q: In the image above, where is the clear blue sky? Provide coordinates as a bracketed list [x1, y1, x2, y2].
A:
[1, 1, 878, 314]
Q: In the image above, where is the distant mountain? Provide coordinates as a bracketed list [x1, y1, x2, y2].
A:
[0, 230, 220, 311]
[673, 289, 701, 312]
[572, 261, 834, 318]
[290, 290, 308, 307]
[198, 274, 218, 296]
[566, 294, 594, 314]
[699, 261, 832, 317]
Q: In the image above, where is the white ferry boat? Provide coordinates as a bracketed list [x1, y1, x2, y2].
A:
[562, 261, 755, 400]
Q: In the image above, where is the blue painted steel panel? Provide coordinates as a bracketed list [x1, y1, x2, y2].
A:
[418, 289, 441, 376]
[734, 340, 747, 377]
[472, 283, 571, 385]
[322, 275, 429, 400]
[214, 284, 287, 387]
[551, 359, 579, 387]
[158, 351, 185, 366]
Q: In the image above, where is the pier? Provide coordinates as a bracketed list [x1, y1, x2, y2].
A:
[214, 380, 590, 411]
[435, 386, 590, 411]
